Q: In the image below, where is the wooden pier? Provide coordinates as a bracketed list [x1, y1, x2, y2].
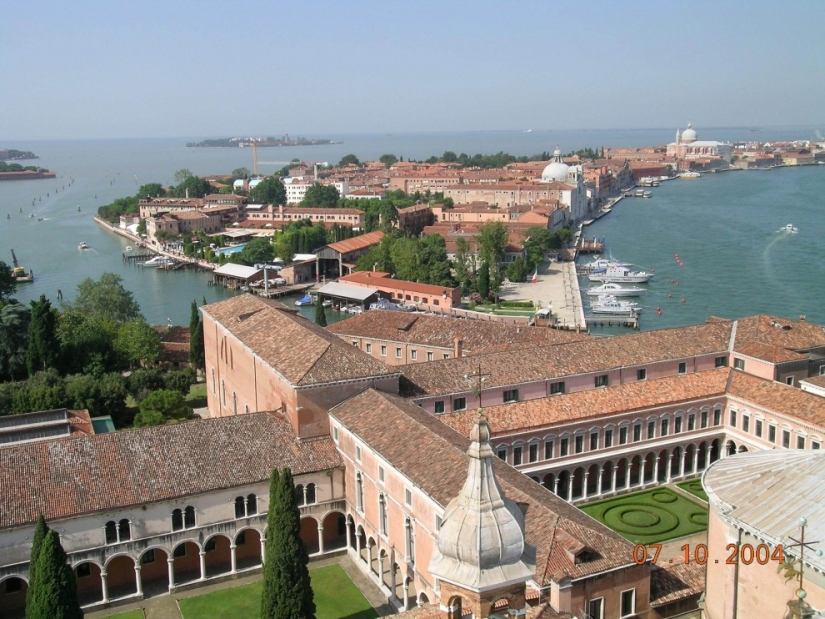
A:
[253, 283, 314, 298]
[584, 312, 640, 330]
[123, 251, 154, 263]
[576, 237, 605, 253]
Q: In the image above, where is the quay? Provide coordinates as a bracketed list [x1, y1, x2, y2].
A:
[575, 237, 605, 253]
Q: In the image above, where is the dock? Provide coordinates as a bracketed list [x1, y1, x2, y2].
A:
[253, 283, 313, 298]
[122, 251, 154, 263]
[576, 237, 605, 253]
[584, 312, 640, 330]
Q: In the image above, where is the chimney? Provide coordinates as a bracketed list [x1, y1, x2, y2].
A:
[279, 204, 284, 217]
[454, 337, 463, 358]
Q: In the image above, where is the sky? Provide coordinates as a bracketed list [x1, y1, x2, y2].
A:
[1, 0, 823, 140]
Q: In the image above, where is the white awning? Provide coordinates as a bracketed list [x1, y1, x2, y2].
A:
[316, 282, 378, 302]
[213, 264, 262, 279]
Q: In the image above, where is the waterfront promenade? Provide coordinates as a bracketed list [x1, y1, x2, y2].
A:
[499, 260, 586, 330]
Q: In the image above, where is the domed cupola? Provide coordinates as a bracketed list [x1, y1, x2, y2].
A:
[681, 123, 697, 144]
[541, 147, 570, 182]
[429, 414, 535, 594]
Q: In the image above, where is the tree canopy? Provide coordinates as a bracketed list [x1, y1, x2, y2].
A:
[232, 237, 275, 266]
[0, 260, 16, 302]
[300, 183, 340, 208]
[134, 389, 191, 427]
[378, 154, 398, 168]
[26, 529, 83, 619]
[338, 154, 360, 167]
[0, 302, 31, 381]
[27, 296, 59, 375]
[66, 273, 142, 324]
[249, 177, 287, 205]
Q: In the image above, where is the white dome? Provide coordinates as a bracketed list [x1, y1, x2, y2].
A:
[681, 123, 697, 143]
[541, 161, 569, 182]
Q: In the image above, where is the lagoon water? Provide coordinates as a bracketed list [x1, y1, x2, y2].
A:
[1, 128, 823, 326]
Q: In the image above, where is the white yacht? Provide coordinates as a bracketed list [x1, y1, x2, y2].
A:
[588, 265, 654, 284]
[680, 171, 701, 179]
[777, 223, 798, 234]
[585, 282, 647, 297]
[590, 295, 642, 315]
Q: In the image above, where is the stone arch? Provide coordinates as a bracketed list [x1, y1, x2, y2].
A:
[643, 452, 656, 484]
[557, 470, 571, 500]
[0, 576, 28, 617]
[726, 440, 737, 456]
[73, 559, 104, 606]
[616, 458, 629, 489]
[235, 527, 262, 571]
[367, 537, 378, 575]
[138, 547, 169, 596]
[203, 533, 232, 578]
[105, 554, 138, 600]
[710, 438, 722, 463]
[530, 475, 540, 483]
[697, 441, 708, 470]
[322, 510, 347, 552]
[300, 515, 319, 555]
[171, 540, 202, 587]
[347, 515, 357, 550]
[404, 574, 418, 610]
[657, 449, 669, 483]
[671, 446, 683, 477]
[417, 591, 430, 607]
[586, 463, 600, 497]
[357, 526, 368, 564]
[379, 548, 391, 590]
[601, 461, 614, 493]
[571, 466, 586, 500]
[542, 472, 556, 494]
[446, 595, 465, 619]
[738, 444, 749, 453]
[629, 455, 642, 486]
[684, 444, 696, 475]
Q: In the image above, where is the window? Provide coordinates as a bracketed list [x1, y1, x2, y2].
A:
[678, 362, 687, 374]
[235, 496, 246, 518]
[497, 449, 507, 461]
[356, 473, 364, 512]
[351, 341, 357, 347]
[405, 518, 415, 561]
[797, 436, 806, 450]
[529, 443, 539, 463]
[647, 421, 655, 439]
[675, 416, 683, 434]
[410, 350, 417, 360]
[141, 550, 155, 564]
[172, 507, 194, 531]
[173, 544, 186, 558]
[730, 411, 737, 427]
[637, 368, 647, 381]
[633, 424, 641, 442]
[595, 374, 608, 388]
[619, 426, 628, 445]
[513, 446, 523, 465]
[379, 466, 385, 483]
[434, 400, 445, 414]
[715, 356, 727, 368]
[356, 445, 362, 462]
[783, 430, 791, 449]
[661, 418, 669, 436]
[426, 352, 434, 361]
[221, 380, 226, 406]
[604, 429, 614, 448]
[560, 437, 569, 457]
[701, 411, 708, 429]
[305, 484, 316, 505]
[755, 419, 763, 438]
[575, 435, 584, 454]
[396, 347, 402, 358]
[620, 589, 636, 617]
[379, 494, 388, 535]
[769, 425, 777, 444]
[588, 598, 604, 619]
[380, 346, 387, 357]
[714, 408, 722, 426]
[813, 441, 821, 450]
[105, 520, 118, 544]
[211, 368, 216, 393]
[405, 488, 412, 506]
[453, 397, 466, 411]
[786, 376, 795, 386]
[333, 426, 339, 441]
[237, 531, 246, 545]
[76, 563, 92, 578]
[443, 354, 449, 359]
[688, 414, 695, 431]
[734, 358, 745, 370]
[544, 440, 554, 459]
[366, 343, 372, 353]
[503, 389, 519, 403]
[435, 515, 443, 532]
[590, 432, 599, 451]
[742, 415, 750, 433]
[550, 381, 565, 395]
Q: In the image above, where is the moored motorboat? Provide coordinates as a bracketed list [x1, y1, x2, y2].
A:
[585, 282, 646, 297]
[680, 171, 701, 179]
[588, 265, 654, 284]
[587, 257, 630, 269]
[777, 223, 798, 233]
[78, 242, 89, 250]
[590, 294, 642, 315]
[294, 294, 314, 306]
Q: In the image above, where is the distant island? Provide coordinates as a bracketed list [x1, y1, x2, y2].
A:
[186, 135, 342, 148]
[0, 149, 38, 161]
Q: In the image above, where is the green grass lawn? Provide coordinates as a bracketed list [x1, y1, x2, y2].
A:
[677, 479, 708, 502]
[581, 487, 708, 545]
[178, 565, 377, 619]
[185, 382, 207, 408]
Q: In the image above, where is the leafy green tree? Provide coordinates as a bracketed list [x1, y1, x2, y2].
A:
[27, 296, 60, 375]
[164, 368, 196, 397]
[27, 514, 49, 610]
[115, 320, 161, 368]
[137, 218, 147, 236]
[233, 237, 275, 266]
[0, 301, 31, 381]
[68, 273, 142, 324]
[19, 370, 66, 413]
[378, 154, 398, 168]
[506, 256, 528, 283]
[133, 409, 165, 428]
[174, 169, 193, 184]
[249, 177, 287, 205]
[477, 221, 508, 266]
[314, 301, 327, 327]
[338, 154, 360, 167]
[261, 468, 315, 619]
[300, 183, 339, 208]
[0, 260, 16, 303]
[27, 529, 83, 619]
[454, 236, 475, 291]
[137, 389, 191, 425]
[57, 312, 117, 376]
[231, 167, 250, 180]
[390, 237, 420, 282]
[136, 183, 165, 199]
[63, 372, 126, 419]
[478, 261, 490, 299]
[127, 368, 166, 402]
[171, 175, 213, 199]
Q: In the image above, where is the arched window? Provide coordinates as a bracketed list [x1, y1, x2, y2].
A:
[235, 496, 246, 519]
[184, 505, 196, 528]
[211, 368, 216, 394]
[105, 520, 118, 544]
[233, 392, 238, 416]
[118, 519, 131, 542]
[221, 380, 226, 406]
[405, 517, 415, 561]
[246, 493, 257, 515]
[295, 484, 305, 506]
[172, 509, 183, 532]
[379, 494, 388, 535]
[305, 483, 316, 505]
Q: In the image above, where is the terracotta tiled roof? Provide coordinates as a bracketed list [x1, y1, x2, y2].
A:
[439, 369, 732, 436]
[802, 374, 825, 388]
[330, 390, 637, 584]
[327, 311, 587, 353]
[735, 341, 806, 363]
[727, 370, 825, 428]
[733, 315, 825, 358]
[324, 231, 385, 255]
[400, 321, 733, 398]
[339, 272, 460, 297]
[0, 412, 341, 529]
[201, 295, 398, 386]
[649, 562, 705, 606]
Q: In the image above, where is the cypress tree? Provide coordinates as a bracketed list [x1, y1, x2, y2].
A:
[27, 295, 59, 375]
[27, 529, 83, 619]
[314, 301, 327, 327]
[261, 468, 315, 619]
[26, 514, 50, 610]
[188, 300, 205, 370]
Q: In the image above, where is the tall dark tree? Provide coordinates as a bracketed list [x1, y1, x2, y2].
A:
[189, 300, 199, 363]
[249, 177, 287, 206]
[0, 301, 31, 381]
[300, 183, 339, 208]
[314, 301, 327, 327]
[478, 261, 491, 299]
[0, 260, 16, 303]
[27, 529, 83, 619]
[261, 468, 315, 619]
[26, 515, 50, 611]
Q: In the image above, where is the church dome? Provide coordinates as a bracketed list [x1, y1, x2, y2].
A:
[541, 147, 569, 182]
[681, 123, 697, 144]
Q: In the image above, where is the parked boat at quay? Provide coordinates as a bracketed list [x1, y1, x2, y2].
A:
[588, 264, 654, 284]
[590, 294, 642, 315]
[294, 294, 314, 306]
[585, 282, 646, 297]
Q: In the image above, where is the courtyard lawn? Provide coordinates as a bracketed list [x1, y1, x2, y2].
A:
[178, 564, 377, 619]
[581, 487, 708, 545]
[677, 479, 709, 502]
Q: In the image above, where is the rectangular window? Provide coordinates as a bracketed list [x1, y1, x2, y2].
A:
[769, 425, 777, 443]
[621, 589, 636, 617]
[783, 430, 791, 448]
[595, 374, 608, 388]
[633, 424, 641, 442]
[405, 489, 412, 505]
[427, 352, 433, 361]
[529, 443, 538, 463]
[352, 341, 357, 347]
[743, 415, 750, 433]
[588, 598, 604, 619]
[813, 441, 821, 450]
[730, 410, 737, 427]
[333, 426, 339, 442]
[434, 400, 445, 414]
[647, 421, 655, 439]
[678, 362, 687, 374]
[503, 389, 519, 403]
[734, 358, 745, 370]
[661, 418, 669, 436]
[365, 343, 372, 353]
[379, 467, 385, 482]
[396, 347, 402, 358]
[688, 414, 695, 431]
[443, 354, 449, 359]
[575, 435, 584, 454]
[497, 449, 507, 461]
[716, 356, 727, 368]
[755, 419, 763, 438]
[714, 409, 722, 426]
[637, 368, 647, 381]
[619, 426, 628, 445]
[513, 447, 523, 465]
[675, 416, 683, 434]
[550, 381, 565, 395]
[356, 445, 362, 462]
[410, 350, 417, 360]
[797, 436, 805, 450]
[544, 440, 554, 459]
[786, 376, 795, 386]
[701, 411, 708, 429]
[453, 397, 466, 411]
[380, 346, 387, 357]
[605, 429, 614, 448]
[560, 438, 569, 457]
[590, 432, 599, 450]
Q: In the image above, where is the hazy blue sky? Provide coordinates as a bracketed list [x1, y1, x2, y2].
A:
[2, 0, 823, 139]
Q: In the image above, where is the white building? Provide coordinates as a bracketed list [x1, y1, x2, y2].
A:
[538, 147, 589, 222]
[667, 123, 733, 162]
[284, 178, 350, 204]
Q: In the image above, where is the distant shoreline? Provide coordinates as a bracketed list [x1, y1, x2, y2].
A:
[186, 139, 342, 148]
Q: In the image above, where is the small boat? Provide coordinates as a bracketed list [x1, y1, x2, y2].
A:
[680, 171, 701, 179]
[643, 191, 652, 198]
[322, 300, 333, 308]
[294, 294, 314, 306]
[777, 223, 798, 234]
[635, 189, 644, 197]
[141, 255, 173, 266]
[589, 265, 654, 284]
[587, 257, 630, 269]
[591, 294, 642, 315]
[78, 242, 89, 250]
[586, 282, 647, 297]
